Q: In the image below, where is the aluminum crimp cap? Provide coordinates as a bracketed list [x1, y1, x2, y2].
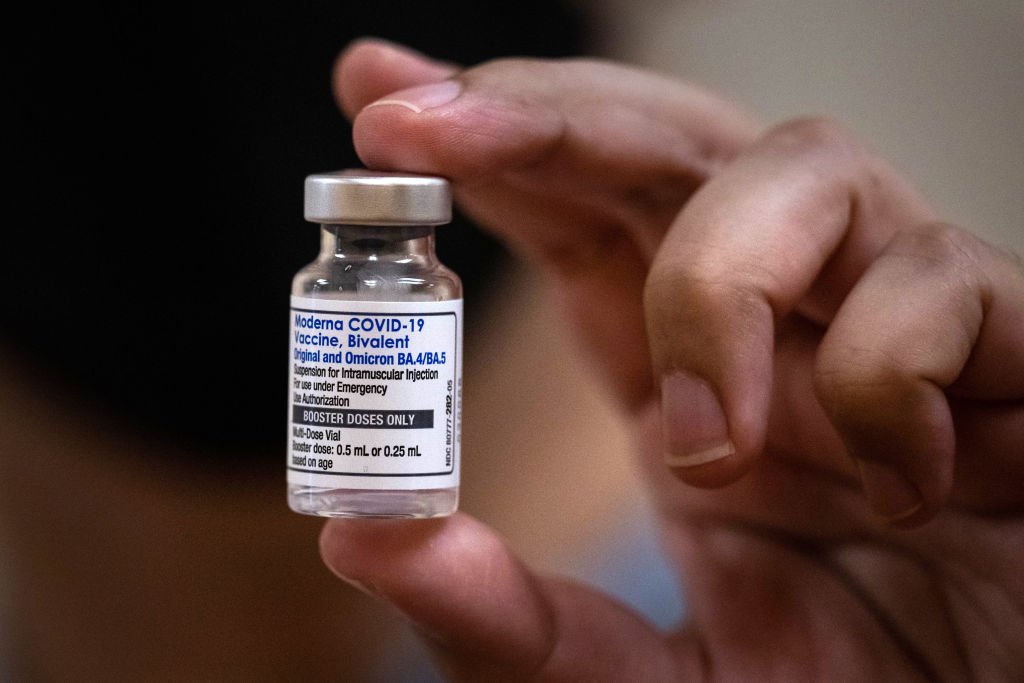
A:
[304, 169, 452, 225]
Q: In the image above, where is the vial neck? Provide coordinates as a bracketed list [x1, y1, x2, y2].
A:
[320, 224, 437, 261]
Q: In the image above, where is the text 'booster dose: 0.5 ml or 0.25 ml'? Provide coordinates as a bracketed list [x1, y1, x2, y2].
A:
[288, 170, 463, 518]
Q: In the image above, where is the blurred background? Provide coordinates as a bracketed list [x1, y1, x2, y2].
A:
[2, 1, 1020, 680]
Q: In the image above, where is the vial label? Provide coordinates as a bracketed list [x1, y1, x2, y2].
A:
[288, 296, 462, 490]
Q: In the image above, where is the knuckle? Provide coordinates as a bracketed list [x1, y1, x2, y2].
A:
[885, 221, 980, 272]
[814, 342, 922, 425]
[763, 116, 862, 160]
[644, 255, 766, 331]
[880, 223, 989, 311]
[646, 238, 786, 315]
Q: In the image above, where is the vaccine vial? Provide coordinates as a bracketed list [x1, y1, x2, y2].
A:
[288, 170, 462, 518]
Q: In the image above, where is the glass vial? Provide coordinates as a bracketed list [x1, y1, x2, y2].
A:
[288, 170, 462, 518]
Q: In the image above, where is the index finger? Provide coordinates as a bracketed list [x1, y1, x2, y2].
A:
[336, 40, 760, 406]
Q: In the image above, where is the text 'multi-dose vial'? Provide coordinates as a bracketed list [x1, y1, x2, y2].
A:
[288, 170, 462, 518]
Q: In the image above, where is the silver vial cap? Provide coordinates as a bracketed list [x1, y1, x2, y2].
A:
[304, 169, 452, 225]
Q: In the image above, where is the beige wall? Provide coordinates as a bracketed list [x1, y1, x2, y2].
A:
[588, 0, 1023, 251]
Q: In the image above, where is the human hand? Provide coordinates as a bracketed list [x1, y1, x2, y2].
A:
[320, 40, 1024, 680]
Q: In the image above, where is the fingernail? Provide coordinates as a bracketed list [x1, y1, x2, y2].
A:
[856, 460, 923, 523]
[661, 372, 735, 467]
[364, 80, 461, 114]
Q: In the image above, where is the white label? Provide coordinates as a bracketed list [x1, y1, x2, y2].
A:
[288, 296, 462, 490]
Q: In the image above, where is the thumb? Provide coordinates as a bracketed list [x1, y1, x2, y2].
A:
[319, 514, 687, 681]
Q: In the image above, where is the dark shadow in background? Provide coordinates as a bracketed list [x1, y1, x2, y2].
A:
[6, 2, 586, 464]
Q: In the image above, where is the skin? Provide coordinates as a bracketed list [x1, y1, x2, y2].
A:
[320, 39, 1024, 681]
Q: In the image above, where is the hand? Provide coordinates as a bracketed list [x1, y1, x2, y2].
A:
[320, 40, 1024, 680]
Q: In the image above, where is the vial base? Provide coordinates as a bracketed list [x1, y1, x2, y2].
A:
[287, 485, 458, 518]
